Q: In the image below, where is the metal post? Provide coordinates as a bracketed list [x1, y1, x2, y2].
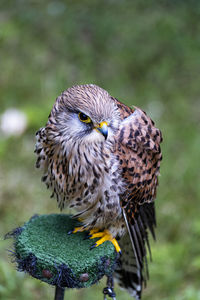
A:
[54, 286, 65, 300]
[103, 276, 116, 300]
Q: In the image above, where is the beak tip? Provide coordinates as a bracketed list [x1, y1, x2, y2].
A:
[96, 122, 108, 140]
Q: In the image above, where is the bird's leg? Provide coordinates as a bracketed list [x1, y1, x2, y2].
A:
[89, 229, 121, 254]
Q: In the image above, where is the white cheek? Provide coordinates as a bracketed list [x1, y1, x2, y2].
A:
[85, 127, 115, 143]
[69, 117, 84, 137]
[61, 116, 104, 143]
[84, 129, 105, 143]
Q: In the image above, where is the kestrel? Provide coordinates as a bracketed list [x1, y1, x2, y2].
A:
[35, 84, 162, 299]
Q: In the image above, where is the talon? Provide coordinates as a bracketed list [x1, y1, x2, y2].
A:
[90, 243, 97, 250]
[68, 226, 85, 235]
[83, 234, 91, 240]
[89, 229, 121, 253]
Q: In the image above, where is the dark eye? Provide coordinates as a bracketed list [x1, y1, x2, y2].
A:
[78, 112, 92, 123]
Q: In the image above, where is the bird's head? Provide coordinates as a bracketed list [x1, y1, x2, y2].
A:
[47, 84, 121, 144]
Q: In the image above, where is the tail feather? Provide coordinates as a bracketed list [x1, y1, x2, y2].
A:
[114, 203, 156, 299]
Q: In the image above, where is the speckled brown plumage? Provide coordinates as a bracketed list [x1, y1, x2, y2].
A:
[35, 84, 162, 299]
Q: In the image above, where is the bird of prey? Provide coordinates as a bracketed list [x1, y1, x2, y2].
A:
[35, 84, 162, 299]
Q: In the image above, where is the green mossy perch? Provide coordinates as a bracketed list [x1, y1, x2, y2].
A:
[6, 214, 119, 299]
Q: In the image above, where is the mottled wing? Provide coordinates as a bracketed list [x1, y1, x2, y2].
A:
[113, 98, 162, 297]
[114, 103, 162, 209]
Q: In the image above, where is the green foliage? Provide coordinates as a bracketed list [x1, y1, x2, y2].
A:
[0, 1, 200, 299]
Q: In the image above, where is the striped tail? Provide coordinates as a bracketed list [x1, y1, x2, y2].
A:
[114, 203, 156, 299]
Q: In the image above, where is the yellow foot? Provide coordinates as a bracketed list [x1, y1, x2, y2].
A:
[89, 229, 121, 254]
[68, 226, 97, 235]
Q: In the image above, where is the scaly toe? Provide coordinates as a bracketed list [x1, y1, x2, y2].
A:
[89, 229, 121, 253]
[89, 232, 104, 239]
[89, 228, 99, 235]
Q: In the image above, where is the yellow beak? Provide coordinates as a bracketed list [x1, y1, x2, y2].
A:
[94, 121, 108, 140]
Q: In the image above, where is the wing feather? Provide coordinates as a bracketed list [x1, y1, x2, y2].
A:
[112, 98, 162, 298]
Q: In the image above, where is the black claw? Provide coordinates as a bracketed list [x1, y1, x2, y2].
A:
[90, 243, 97, 250]
[83, 235, 90, 240]
[68, 230, 73, 235]
[119, 250, 122, 256]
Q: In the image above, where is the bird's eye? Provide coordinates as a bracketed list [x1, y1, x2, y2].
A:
[78, 112, 91, 123]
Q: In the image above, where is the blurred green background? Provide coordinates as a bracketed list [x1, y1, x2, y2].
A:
[0, 1, 200, 299]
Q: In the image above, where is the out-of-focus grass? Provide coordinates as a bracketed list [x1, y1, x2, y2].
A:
[0, 1, 200, 299]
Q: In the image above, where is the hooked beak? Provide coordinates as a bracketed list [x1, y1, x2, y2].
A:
[94, 121, 108, 140]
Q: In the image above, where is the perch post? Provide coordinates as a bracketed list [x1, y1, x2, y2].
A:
[54, 286, 65, 300]
[6, 214, 119, 299]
